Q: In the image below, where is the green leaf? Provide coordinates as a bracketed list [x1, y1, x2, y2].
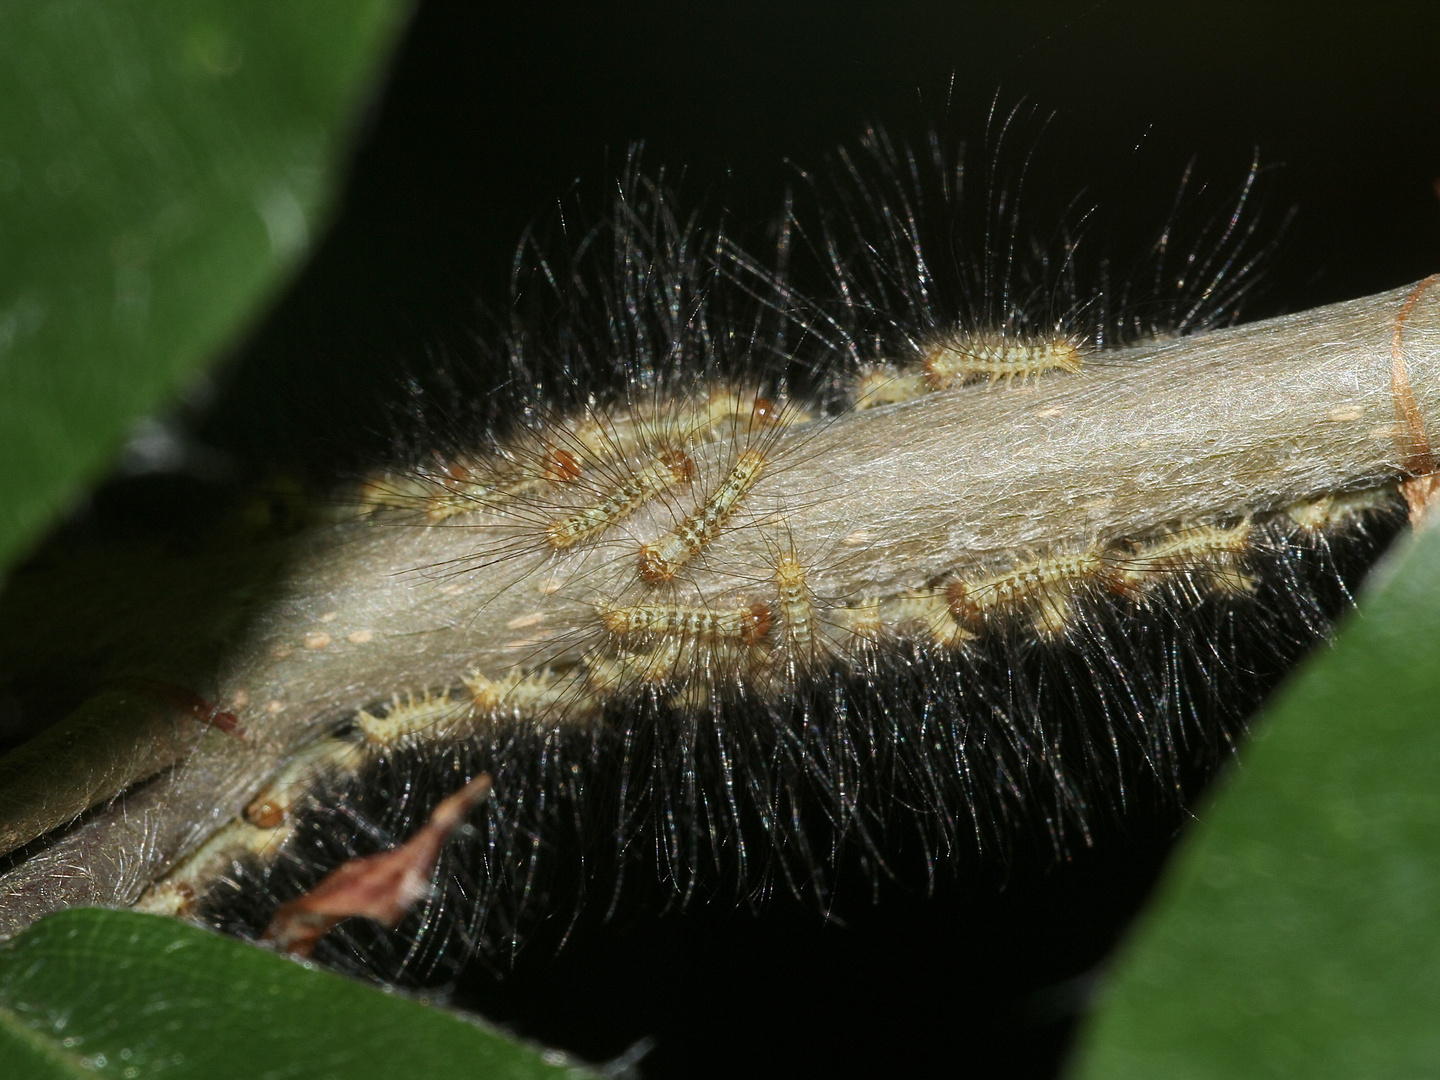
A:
[0, 1, 410, 571]
[0, 907, 600, 1079]
[1070, 519, 1440, 1078]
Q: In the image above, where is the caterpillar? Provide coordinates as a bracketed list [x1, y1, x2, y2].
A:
[0, 128, 1431, 1062]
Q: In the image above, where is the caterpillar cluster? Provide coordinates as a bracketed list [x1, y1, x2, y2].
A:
[0, 130, 1427, 999]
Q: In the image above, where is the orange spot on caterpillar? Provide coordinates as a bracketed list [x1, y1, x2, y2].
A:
[922, 334, 1084, 390]
[599, 599, 773, 647]
[245, 798, 286, 830]
[638, 448, 767, 582]
[747, 396, 779, 426]
[746, 601, 773, 645]
[243, 735, 366, 827]
[546, 449, 695, 549]
[544, 448, 583, 482]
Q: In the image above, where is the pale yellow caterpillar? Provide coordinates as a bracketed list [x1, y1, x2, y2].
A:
[598, 600, 774, 648]
[772, 548, 818, 670]
[851, 333, 1086, 409]
[945, 548, 1105, 638]
[922, 334, 1086, 390]
[637, 447, 771, 583]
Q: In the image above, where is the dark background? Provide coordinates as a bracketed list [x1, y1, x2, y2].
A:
[190, 2, 1440, 1077]
[202, 0, 1440, 475]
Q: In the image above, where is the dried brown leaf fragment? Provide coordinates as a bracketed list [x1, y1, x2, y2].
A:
[262, 773, 492, 956]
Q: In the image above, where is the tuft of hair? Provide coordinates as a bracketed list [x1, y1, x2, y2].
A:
[725, 107, 1284, 413]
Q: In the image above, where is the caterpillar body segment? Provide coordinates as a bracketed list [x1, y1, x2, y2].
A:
[564, 387, 802, 468]
[355, 688, 478, 745]
[1284, 485, 1402, 532]
[545, 449, 696, 549]
[350, 384, 794, 527]
[583, 642, 687, 693]
[922, 333, 1086, 391]
[832, 598, 883, 645]
[599, 600, 774, 648]
[846, 335, 1087, 412]
[850, 364, 931, 410]
[352, 470, 436, 516]
[945, 549, 1105, 637]
[349, 467, 517, 524]
[877, 590, 978, 648]
[1106, 521, 1257, 600]
[683, 389, 808, 443]
[532, 389, 805, 562]
[463, 667, 589, 724]
[244, 737, 365, 829]
[423, 463, 568, 523]
[135, 818, 292, 918]
[773, 552, 818, 669]
[353, 448, 571, 523]
[585, 593, 773, 705]
[638, 448, 769, 583]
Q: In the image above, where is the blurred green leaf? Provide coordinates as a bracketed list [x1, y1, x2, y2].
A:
[0, 908, 601, 1079]
[0, 0, 409, 571]
[1071, 520, 1440, 1078]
